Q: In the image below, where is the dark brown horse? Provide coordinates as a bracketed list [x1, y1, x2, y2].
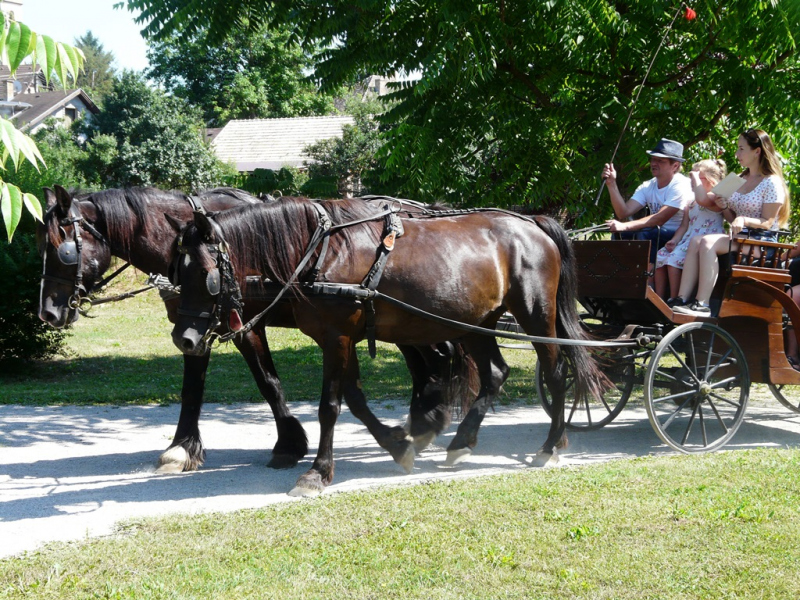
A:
[171, 197, 607, 496]
[37, 186, 474, 474]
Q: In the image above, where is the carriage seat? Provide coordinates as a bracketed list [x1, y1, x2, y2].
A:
[719, 237, 795, 287]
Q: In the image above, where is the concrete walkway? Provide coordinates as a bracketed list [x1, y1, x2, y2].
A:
[2, 401, 800, 558]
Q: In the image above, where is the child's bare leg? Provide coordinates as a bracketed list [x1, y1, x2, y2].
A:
[667, 266, 682, 299]
[655, 266, 668, 299]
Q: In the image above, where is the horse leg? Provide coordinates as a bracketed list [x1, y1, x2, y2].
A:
[530, 341, 568, 467]
[398, 344, 452, 453]
[157, 352, 210, 473]
[233, 325, 308, 469]
[445, 337, 509, 466]
[341, 341, 416, 471]
[289, 338, 346, 497]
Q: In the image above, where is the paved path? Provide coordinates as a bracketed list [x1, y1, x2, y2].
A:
[2, 401, 800, 558]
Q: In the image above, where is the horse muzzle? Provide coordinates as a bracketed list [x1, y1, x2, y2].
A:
[39, 297, 77, 328]
[171, 323, 209, 356]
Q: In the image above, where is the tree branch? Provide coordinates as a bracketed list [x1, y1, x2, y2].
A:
[497, 61, 554, 108]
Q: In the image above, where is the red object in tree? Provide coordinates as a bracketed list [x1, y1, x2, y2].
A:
[684, 6, 697, 20]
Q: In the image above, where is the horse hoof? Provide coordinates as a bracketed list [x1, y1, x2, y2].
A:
[412, 430, 437, 453]
[391, 443, 415, 474]
[267, 453, 301, 470]
[530, 449, 559, 468]
[288, 485, 322, 498]
[402, 415, 412, 435]
[444, 447, 472, 466]
[156, 446, 191, 473]
[289, 471, 326, 497]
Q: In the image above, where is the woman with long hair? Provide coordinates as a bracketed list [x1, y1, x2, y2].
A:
[673, 129, 791, 316]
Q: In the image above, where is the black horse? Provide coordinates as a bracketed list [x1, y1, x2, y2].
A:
[38, 186, 476, 474]
[171, 197, 608, 496]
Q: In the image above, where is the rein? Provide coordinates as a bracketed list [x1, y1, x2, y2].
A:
[197, 199, 638, 350]
[205, 202, 400, 345]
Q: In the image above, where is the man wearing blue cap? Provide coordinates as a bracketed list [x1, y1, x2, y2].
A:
[602, 138, 694, 270]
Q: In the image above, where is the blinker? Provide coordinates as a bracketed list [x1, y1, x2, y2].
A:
[206, 269, 221, 296]
[57, 241, 79, 265]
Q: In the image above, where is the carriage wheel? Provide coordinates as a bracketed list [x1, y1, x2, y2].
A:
[535, 348, 635, 431]
[768, 383, 800, 413]
[644, 323, 749, 453]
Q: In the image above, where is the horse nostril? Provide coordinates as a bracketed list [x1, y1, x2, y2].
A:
[40, 310, 58, 324]
[181, 338, 196, 352]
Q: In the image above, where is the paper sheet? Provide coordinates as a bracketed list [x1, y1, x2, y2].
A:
[711, 173, 746, 198]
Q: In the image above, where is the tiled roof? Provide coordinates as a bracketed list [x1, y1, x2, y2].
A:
[9, 89, 99, 131]
[212, 116, 355, 171]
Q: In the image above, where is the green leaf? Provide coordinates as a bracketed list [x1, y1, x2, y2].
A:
[0, 183, 20, 241]
[16, 129, 42, 171]
[39, 35, 58, 84]
[0, 12, 7, 52]
[0, 120, 20, 170]
[7, 21, 33, 73]
[23, 192, 43, 222]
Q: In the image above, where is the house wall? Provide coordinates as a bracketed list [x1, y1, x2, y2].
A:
[28, 98, 94, 134]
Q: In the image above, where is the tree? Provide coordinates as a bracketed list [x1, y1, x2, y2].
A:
[73, 31, 116, 100]
[146, 22, 336, 125]
[124, 0, 799, 225]
[0, 13, 84, 240]
[303, 97, 386, 198]
[80, 71, 232, 190]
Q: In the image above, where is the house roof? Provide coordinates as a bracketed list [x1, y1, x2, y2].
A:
[10, 89, 99, 131]
[212, 116, 355, 171]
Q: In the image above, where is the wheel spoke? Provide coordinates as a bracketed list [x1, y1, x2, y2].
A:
[680, 401, 701, 445]
[661, 395, 694, 429]
[705, 396, 730, 433]
[666, 344, 702, 386]
[704, 347, 735, 380]
[707, 391, 742, 410]
[699, 404, 708, 446]
[652, 388, 697, 405]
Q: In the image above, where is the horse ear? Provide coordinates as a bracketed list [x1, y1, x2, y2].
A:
[44, 187, 57, 209]
[194, 211, 214, 238]
[164, 213, 185, 233]
[54, 185, 73, 215]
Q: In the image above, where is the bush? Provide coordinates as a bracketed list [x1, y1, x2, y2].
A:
[224, 166, 308, 197]
[0, 123, 86, 365]
[0, 217, 68, 366]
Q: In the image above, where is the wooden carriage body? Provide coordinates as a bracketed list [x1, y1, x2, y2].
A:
[572, 239, 800, 388]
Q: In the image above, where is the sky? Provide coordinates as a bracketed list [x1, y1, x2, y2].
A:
[19, 0, 150, 72]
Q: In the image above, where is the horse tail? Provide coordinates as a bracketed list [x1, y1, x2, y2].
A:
[532, 216, 609, 401]
[440, 342, 480, 419]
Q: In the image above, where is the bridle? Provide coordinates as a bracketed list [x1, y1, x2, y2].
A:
[175, 210, 245, 348]
[180, 201, 400, 348]
[40, 201, 132, 315]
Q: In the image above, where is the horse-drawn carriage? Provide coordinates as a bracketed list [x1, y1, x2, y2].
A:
[531, 235, 800, 453]
[38, 187, 800, 495]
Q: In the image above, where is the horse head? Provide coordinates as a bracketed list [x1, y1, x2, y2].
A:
[170, 210, 243, 356]
[38, 185, 111, 328]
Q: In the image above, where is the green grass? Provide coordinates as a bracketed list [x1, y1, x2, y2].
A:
[2, 449, 799, 599]
[1, 270, 538, 405]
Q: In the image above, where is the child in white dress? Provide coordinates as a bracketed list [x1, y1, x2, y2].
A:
[655, 159, 726, 301]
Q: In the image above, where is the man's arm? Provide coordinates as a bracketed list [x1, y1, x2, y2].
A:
[608, 206, 679, 232]
[603, 163, 644, 219]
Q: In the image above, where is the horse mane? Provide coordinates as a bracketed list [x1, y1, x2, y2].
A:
[83, 187, 188, 257]
[196, 197, 384, 287]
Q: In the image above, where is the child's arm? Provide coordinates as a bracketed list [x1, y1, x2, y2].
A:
[690, 171, 723, 211]
[665, 209, 690, 252]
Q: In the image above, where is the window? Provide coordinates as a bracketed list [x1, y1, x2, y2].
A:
[64, 107, 78, 122]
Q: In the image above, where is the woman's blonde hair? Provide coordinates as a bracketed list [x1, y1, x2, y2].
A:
[741, 128, 791, 227]
[692, 158, 727, 187]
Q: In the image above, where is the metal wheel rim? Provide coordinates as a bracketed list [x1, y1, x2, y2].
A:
[768, 383, 800, 413]
[644, 322, 749, 453]
[536, 352, 634, 431]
